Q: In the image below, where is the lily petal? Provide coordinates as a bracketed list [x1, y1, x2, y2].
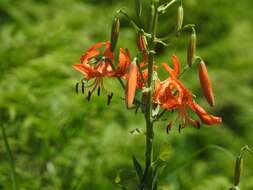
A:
[191, 102, 222, 125]
[171, 55, 180, 77]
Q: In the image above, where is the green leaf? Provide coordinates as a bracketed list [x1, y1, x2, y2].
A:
[132, 155, 143, 181]
[151, 165, 159, 190]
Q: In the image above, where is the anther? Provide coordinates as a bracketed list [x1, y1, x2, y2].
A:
[87, 91, 92, 101]
[178, 124, 182, 133]
[75, 82, 79, 94]
[97, 86, 101, 96]
[107, 92, 113, 105]
[166, 122, 173, 134]
[82, 81, 85, 94]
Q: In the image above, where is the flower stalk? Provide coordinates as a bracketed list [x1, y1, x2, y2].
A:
[141, 1, 158, 189]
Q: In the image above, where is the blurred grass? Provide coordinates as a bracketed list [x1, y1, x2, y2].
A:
[0, 0, 253, 189]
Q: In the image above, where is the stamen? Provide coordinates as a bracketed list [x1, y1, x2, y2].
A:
[97, 86, 101, 96]
[107, 95, 111, 105]
[75, 82, 79, 94]
[107, 93, 114, 105]
[82, 81, 85, 94]
[178, 124, 182, 133]
[87, 90, 92, 101]
[166, 122, 173, 134]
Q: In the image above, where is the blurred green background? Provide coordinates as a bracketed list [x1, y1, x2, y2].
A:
[0, 0, 253, 189]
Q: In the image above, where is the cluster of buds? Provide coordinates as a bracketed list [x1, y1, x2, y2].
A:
[73, 1, 222, 132]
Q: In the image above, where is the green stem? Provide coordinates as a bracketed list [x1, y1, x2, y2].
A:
[1, 124, 18, 190]
[142, 1, 158, 189]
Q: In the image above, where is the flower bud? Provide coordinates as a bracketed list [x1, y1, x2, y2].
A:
[110, 17, 120, 52]
[137, 34, 148, 52]
[234, 156, 243, 186]
[176, 6, 184, 33]
[198, 60, 215, 107]
[187, 32, 196, 67]
[125, 59, 138, 108]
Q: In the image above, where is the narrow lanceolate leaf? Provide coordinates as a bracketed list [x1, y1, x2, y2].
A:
[198, 60, 215, 107]
[151, 165, 159, 190]
[234, 156, 243, 186]
[135, 0, 142, 17]
[132, 155, 143, 181]
[187, 32, 196, 67]
[110, 17, 120, 52]
[125, 60, 137, 108]
[176, 6, 184, 33]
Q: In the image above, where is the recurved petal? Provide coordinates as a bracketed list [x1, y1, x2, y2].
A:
[80, 42, 105, 63]
[73, 64, 94, 79]
[190, 102, 222, 125]
[125, 61, 138, 108]
[80, 49, 100, 63]
[87, 42, 104, 51]
[162, 63, 176, 78]
[198, 60, 215, 106]
[171, 55, 180, 77]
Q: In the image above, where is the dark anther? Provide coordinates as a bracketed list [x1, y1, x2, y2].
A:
[97, 86, 101, 96]
[166, 126, 169, 134]
[166, 122, 172, 134]
[107, 95, 111, 105]
[107, 92, 114, 105]
[178, 124, 182, 133]
[87, 91, 92, 101]
[75, 82, 79, 94]
[82, 81, 85, 94]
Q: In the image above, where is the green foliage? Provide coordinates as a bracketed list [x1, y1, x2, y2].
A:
[0, 0, 253, 189]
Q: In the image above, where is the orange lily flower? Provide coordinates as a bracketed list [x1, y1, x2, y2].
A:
[153, 55, 221, 130]
[73, 41, 131, 95]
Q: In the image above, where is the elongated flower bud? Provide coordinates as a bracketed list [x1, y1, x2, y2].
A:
[110, 17, 120, 52]
[125, 59, 138, 108]
[198, 60, 215, 107]
[176, 6, 184, 33]
[135, 0, 142, 17]
[234, 156, 243, 186]
[137, 34, 147, 52]
[187, 32, 196, 67]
